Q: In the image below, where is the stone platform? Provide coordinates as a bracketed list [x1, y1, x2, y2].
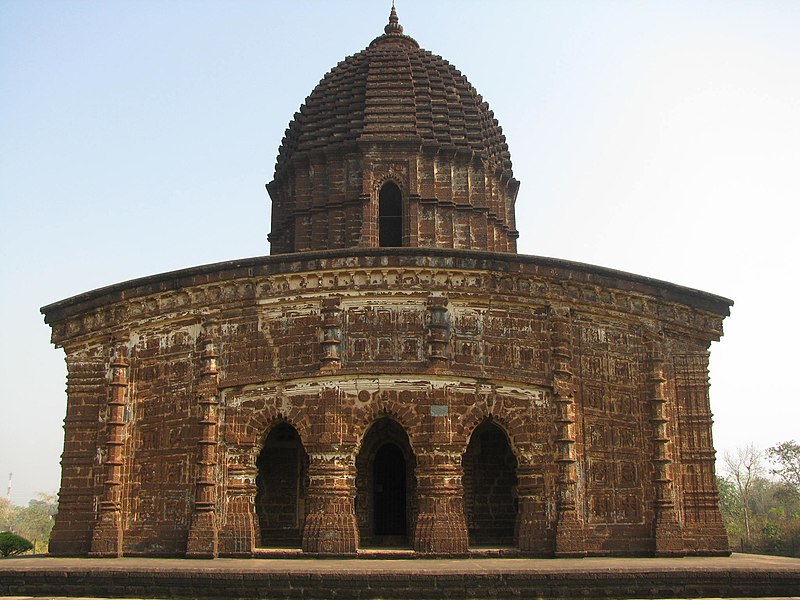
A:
[1, 553, 799, 599]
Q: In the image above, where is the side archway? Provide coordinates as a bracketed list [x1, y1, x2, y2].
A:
[462, 420, 518, 546]
[254, 422, 308, 548]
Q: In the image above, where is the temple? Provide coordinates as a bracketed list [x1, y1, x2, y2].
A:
[42, 7, 731, 557]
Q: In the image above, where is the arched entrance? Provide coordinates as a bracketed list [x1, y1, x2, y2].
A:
[356, 417, 416, 547]
[378, 182, 403, 247]
[255, 422, 308, 547]
[462, 420, 518, 546]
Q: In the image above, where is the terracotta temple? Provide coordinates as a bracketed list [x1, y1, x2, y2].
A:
[42, 8, 732, 558]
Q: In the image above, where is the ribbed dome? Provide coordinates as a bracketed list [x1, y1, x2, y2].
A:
[273, 9, 513, 183]
[267, 7, 520, 256]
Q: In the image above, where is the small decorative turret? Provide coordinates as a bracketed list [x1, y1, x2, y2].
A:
[385, 3, 403, 35]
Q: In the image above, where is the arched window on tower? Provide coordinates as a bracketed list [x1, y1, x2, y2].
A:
[379, 182, 403, 247]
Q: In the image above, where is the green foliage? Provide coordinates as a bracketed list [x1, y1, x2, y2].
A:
[10, 494, 57, 553]
[718, 445, 800, 557]
[0, 493, 57, 554]
[0, 531, 33, 557]
[0, 497, 11, 531]
[768, 440, 800, 489]
[723, 444, 763, 546]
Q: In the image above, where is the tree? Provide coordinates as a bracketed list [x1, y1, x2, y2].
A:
[0, 532, 33, 557]
[10, 493, 57, 553]
[724, 445, 764, 548]
[0, 497, 11, 531]
[768, 440, 800, 490]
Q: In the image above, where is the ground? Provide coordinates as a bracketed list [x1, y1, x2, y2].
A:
[1, 553, 799, 599]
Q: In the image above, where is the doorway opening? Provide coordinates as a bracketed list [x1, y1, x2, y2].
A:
[373, 443, 406, 536]
[462, 420, 518, 546]
[379, 182, 403, 247]
[356, 417, 416, 547]
[255, 422, 308, 548]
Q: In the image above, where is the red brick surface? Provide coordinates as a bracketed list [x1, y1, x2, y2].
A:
[41, 249, 731, 558]
[268, 9, 519, 255]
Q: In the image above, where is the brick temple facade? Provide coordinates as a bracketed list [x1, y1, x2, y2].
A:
[42, 8, 731, 558]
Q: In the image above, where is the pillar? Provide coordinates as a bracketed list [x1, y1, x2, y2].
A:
[301, 387, 358, 554]
[646, 331, 684, 556]
[89, 340, 128, 557]
[413, 401, 468, 555]
[186, 319, 220, 558]
[550, 306, 585, 556]
[218, 461, 257, 557]
[320, 297, 342, 371]
[515, 462, 549, 554]
[301, 453, 359, 554]
[426, 296, 449, 367]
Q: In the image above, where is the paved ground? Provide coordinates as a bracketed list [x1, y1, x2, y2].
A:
[2, 551, 799, 573]
[1, 553, 799, 599]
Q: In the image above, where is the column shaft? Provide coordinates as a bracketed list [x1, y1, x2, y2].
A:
[302, 454, 359, 554]
[187, 320, 221, 558]
[89, 343, 128, 557]
[647, 333, 684, 556]
[551, 307, 585, 557]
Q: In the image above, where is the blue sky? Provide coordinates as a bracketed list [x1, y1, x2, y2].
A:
[1, 0, 799, 504]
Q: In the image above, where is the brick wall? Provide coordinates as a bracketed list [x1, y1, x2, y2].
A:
[43, 249, 731, 557]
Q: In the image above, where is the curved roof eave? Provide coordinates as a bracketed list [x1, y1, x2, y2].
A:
[41, 247, 732, 325]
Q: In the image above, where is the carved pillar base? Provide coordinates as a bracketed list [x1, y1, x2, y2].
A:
[186, 511, 218, 558]
[302, 510, 359, 554]
[301, 454, 358, 554]
[413, 454, 469, 555]
[554, 516, 586, 557]
[654, 512, 684, 557]
[515, 465, 550, 555]
[218, 491, 256, 557]
[414, 507, 469, 555]
[89, 509, 122, 558]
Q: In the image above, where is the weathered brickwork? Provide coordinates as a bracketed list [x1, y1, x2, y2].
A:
[47, 348, 105, 555]
[42, 249, 731, 557]
[268, 9, 518, 255]
[42, 8, 732, 558]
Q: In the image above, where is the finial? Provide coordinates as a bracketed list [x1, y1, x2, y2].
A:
[385, 2, 403, 35]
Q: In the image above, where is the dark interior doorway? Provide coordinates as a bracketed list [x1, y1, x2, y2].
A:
[355, 417, 416, 547]
[462, 420, 518, 546]
[255, 422, 307, 548]
[379, 182, 403, 247]
[373, 443, 407, 536]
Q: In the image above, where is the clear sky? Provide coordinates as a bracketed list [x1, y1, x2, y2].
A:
[1, 0, 798, 505]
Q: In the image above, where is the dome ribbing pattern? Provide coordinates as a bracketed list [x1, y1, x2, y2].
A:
[274, 23, 513, 183]
[267, 8, 519, 255]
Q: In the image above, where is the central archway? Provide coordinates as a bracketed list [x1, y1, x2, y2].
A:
[373, 443, 407, 536]
[356, 417, 416, 547]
